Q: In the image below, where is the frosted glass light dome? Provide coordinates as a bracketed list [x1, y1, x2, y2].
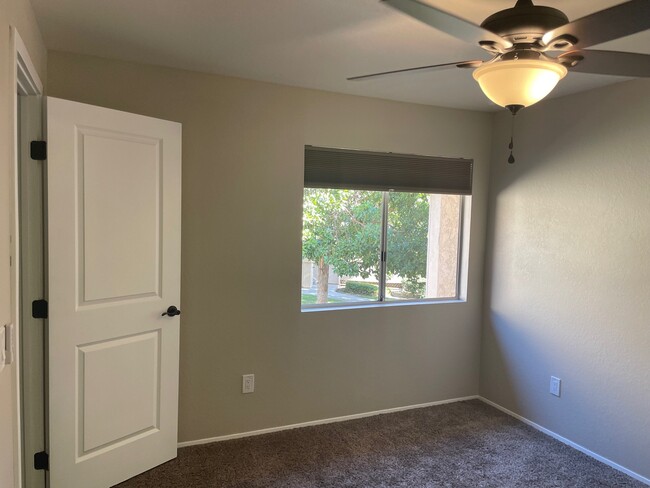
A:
[473, 59, 568, 108]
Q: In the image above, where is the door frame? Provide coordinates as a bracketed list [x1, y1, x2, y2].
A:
[11, 27, 44, 488]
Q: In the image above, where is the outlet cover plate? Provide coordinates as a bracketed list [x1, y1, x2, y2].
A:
[550, 376, 561, 397]
[242, 374, 255, 394]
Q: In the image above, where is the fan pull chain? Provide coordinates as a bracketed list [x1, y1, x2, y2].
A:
[505, 105, 523, 164]
[508, 114, 515, 164]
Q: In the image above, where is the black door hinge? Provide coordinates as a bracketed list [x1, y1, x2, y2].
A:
[30, 141, 47, 161]
[32, 299, 48, 319]
[34, 451, 49, 470]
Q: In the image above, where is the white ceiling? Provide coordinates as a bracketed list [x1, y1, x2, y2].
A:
[31, 0, 650, 111]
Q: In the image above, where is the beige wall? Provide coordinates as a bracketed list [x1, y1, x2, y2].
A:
[47, 51, 492, 443]
[13, 35, 649, 482]
[0, 0, 46, 486]
[481, 79, 650, 479]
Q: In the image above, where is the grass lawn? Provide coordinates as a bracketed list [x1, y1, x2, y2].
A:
[301, 293, 346, 305]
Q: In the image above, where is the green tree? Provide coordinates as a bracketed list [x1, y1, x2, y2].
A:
[302, 189, 382, 303]
[302, 189, 430, 303]
[386, 192, 430, 296]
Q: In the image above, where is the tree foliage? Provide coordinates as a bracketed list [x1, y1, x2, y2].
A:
[386, 192, 429, 294]
[302, 189, 382, 278]
[302, 189, 430, 297]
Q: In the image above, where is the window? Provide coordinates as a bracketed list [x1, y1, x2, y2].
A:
[301, 147, 471, 309]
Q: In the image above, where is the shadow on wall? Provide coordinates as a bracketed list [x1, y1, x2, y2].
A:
[480, 312, 516, 403]
[490, 79, 649, 194]
[481, 80, 650, 480]
[490, 110, 580, 191]
[480, 311, 548, 414]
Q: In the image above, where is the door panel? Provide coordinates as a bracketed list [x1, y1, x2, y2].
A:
[80, 129, 161, 304]
[79, 330, 160, 456]
[47, 97, 181, 488]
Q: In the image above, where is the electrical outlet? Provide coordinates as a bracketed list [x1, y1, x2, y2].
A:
[242, 374, 255, 394]
[550, 376, 561, 397]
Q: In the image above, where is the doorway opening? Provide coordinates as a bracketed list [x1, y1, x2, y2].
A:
[13, 27, 46, 488]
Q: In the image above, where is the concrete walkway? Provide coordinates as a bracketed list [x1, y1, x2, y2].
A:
[301, 284, 373, 302]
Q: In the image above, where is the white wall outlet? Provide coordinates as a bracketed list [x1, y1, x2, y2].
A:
[550, 376, 561, 397]
[242, 374, 255, 394]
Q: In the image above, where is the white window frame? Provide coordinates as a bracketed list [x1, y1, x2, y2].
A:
[301, 189, 471, 312]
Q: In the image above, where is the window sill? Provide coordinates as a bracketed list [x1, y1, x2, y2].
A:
[301, 298, 466, 313]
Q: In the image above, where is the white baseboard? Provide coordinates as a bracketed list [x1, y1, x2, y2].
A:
[479, 396, 650, 486]
[178, 395, 479, 448]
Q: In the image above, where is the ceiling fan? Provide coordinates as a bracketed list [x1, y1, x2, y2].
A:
[349, 0, 650, 114]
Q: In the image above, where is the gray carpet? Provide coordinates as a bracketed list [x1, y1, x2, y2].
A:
[115, 400, 644, 487]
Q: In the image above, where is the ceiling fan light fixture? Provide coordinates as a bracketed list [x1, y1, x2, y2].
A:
[472, 59, 567, 108]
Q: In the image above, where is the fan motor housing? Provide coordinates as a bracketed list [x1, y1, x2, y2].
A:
[480, 3, 569, 45]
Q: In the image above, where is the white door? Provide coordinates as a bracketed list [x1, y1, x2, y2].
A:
[47, 97, 182, 488]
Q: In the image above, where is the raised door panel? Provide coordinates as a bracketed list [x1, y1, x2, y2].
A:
[80, 128, 162, 305]
[78, 330, 161, 458]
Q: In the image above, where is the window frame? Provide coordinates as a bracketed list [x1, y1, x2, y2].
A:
[301, 189, 467, 311]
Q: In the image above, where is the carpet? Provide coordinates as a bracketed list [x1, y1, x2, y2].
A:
[115, 399, 645, 487]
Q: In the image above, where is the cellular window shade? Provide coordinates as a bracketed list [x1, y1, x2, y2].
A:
[304, 146, 473, 195]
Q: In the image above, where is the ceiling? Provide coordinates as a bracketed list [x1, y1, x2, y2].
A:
[31, 0, 650, 111]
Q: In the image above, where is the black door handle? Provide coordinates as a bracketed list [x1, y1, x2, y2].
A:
[162, 306, 181, 317]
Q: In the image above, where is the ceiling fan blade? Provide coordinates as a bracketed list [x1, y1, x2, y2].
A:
[542, 0, 650, 51]
[560, 50, 650, 77]
[383, 0, 511, 51]
[347, 60, 483, 81]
